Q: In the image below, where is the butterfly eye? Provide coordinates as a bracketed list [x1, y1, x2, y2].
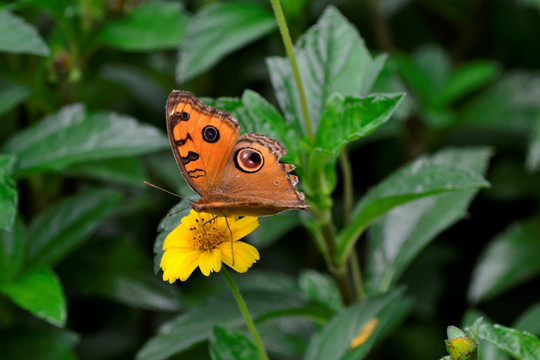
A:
[202, 125, 220, 143]
[235, 148, 264, 173]
[178, 111, 190, 120]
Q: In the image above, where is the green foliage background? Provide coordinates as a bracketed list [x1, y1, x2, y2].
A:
[1, 0, 540, 359]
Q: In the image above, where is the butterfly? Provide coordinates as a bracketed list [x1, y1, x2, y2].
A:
[166, 90, 308, 217]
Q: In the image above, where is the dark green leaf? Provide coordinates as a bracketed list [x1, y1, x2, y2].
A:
[526, 118, 540, 172]
[395, 45, 452, 107]
[0, 217, 25, 283]
[365, 147, 493, 293]
[177, 2, 276, 82]
[267, 6, 386, 130]
[255, 318, 309, 358]
[479, 324, 540, 360]
[461, 72, 540, 132]
[209, 327, 258, 360]
[0, 10, 50, 56]
[27, 188, 122, 267]
[249, 212, 301, 249]
[62, 239, 180, 311]
[66, 157, 147, 187]
[338, 150, 490, 264]
[441, 60, 500, 104]
[299, 269, 343, 313]
[99, 2, 187, 51]
[0, 79, 31, 116]
[0, 265, 66, 326]
[514, 303, 540, 336]
[308, 93, 404, 182]
[0, 154, 17, 230]
[3, 104, 168, 177]
[136, 290, 307, 360]
[468, 219, 540, 303]
[0, 327, 78, 360]
[304, 288, 405, 360]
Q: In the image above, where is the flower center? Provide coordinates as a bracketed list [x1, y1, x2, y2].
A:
[189, 217, 225, 251]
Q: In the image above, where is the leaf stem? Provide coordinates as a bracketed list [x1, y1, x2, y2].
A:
[221, 268, 269, 360]
[339, 150, 354, 223]
[270, 0, 314, 140]
[349, 250, 365, 301]
[312, 208, 354, 305]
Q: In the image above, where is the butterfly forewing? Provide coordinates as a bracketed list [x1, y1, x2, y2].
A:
[166, 91, 240, 196]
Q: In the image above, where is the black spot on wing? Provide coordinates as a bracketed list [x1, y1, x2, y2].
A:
[176, 133, 192, 147]
[181, 151, 199, 165]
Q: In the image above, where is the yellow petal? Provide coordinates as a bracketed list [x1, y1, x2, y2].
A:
[178, 251, 201, 281]
[199, 249, 222, 276]
[163, 225, 191, 249]
[220, 241, 259, 273]
[230, 216, 259, 241]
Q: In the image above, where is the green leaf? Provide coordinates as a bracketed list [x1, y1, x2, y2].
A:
[395, 45, 452, 107]
[27, 188, 122, 267]
[136, 290, 307, 360]
[468, 219, 540, 304]
[0, 217, 25, 283]
[304, 288, 405, 360]
[299, 269, 343, 313]
[0, 265, 66, 326]
[0, 79, 31, 116]
[0, 10, 50, 56]
[308, 93, 404, 184]
[341, 296, 413, 360]
[479, 324, 540, 360]
[461, 72, 540, 132]
[99, 2, 187, 51]
[177, 2, 276, 82]
[441, 60, 500, 104]
[267, 6, 386, 130]
[514, 303, 540, 336]
[365, 147, 493, 293]
[0, 154, 17, 230]
[66, 157, 147, 187]
[209, 327, 258, 360]
[337, 150, 490, 264]
[249, 212, 301, 249]
[526, 117, 540, 172]
[62, 239, 180, 311]
[3, 104, 169, 177]
[0, 327, 78, 360]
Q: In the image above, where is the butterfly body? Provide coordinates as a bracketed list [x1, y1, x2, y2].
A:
[167, 90, 308, 217]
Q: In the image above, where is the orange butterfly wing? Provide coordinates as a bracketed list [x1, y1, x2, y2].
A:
[166, 91, 239, 196]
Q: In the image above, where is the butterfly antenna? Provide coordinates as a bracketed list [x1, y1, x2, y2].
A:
[167, 206, 191, 217]
[144, 181, 190, 201]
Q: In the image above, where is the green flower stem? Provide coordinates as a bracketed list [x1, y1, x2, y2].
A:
[270, 0, 314, 140]
[221, 267, 269, 360]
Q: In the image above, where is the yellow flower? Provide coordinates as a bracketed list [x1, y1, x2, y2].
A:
[350, 318, 379, 349]
[160, 210, 260, 283]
